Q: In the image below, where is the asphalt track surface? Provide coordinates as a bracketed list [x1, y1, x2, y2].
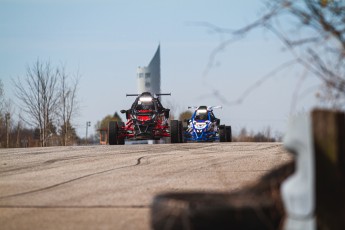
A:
[0, 143, 292, 230]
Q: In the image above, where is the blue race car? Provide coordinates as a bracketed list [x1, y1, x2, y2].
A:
[183, 106, 232, 142]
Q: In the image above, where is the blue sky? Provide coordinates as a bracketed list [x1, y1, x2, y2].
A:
[0, 0, 321, 138]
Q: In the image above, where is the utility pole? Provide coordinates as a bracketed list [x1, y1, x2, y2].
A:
[5, 113, 10, 148]
[85, 121, 91, 145]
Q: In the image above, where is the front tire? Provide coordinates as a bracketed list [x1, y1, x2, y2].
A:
[170, 120, 179, 143]
[225, 126, 232, 142]
[117, 122, 125, 145]
[219, 125, 226, 142]
[108, 121, 118, 145]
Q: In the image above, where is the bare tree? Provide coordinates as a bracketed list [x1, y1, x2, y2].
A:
[198, 0, 345, 109]
[57, 66, 80, 146]
[3, 100, 14, 148]
[0, 79, 4, 113]
[0, 80, 15, 148]
[0, 80, 5, 147]
[263, 0, 345, 109]
[14, 60, 60, 147]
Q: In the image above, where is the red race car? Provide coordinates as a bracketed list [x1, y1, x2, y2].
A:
[108, 92, 182, 145]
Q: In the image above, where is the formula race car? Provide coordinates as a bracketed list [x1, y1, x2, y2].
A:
[108, 92, 182, 145]
[183, 106, 232, 142]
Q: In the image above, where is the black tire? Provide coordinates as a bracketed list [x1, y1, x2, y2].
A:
[170, 120, 179, 143]
[178, 121, 184, 143]
[225, 126, 232, 142]
[219, 125, 226, 142]
[117, 122, 125, 145]
[108, 121, 118, 145]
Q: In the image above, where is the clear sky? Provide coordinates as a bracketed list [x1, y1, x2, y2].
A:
[0, 0, 321, 138]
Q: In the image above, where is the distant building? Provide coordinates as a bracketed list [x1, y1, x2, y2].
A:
[137, 45, 161, 95]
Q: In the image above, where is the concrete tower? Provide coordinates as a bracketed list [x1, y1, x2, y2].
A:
[137, 45, 160, 95]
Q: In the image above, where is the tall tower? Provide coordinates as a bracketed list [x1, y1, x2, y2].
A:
[137, 45, 161, 95]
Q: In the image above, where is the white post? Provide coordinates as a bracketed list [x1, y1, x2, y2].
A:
[281, 114, 315, 230]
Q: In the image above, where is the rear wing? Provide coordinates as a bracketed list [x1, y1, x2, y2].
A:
[155, 93, 171, 96]
[208, 106, 222, 110]
[187, 106, 222, 110]
[126, 93, 171, 97]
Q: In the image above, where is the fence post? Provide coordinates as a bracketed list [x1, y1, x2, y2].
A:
[312, 109, 345, 230]
[281, 113, 315, 230]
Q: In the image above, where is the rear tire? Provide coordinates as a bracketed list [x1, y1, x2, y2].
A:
[170, 120, 179, 143]
[108, 121, 118, 145]
[117, 122, 125, 145]
[219, 125, 226, 142]
[225, 126, 232, 142]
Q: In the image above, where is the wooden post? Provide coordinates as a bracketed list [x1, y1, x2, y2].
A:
[312, 109, 345, 230]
